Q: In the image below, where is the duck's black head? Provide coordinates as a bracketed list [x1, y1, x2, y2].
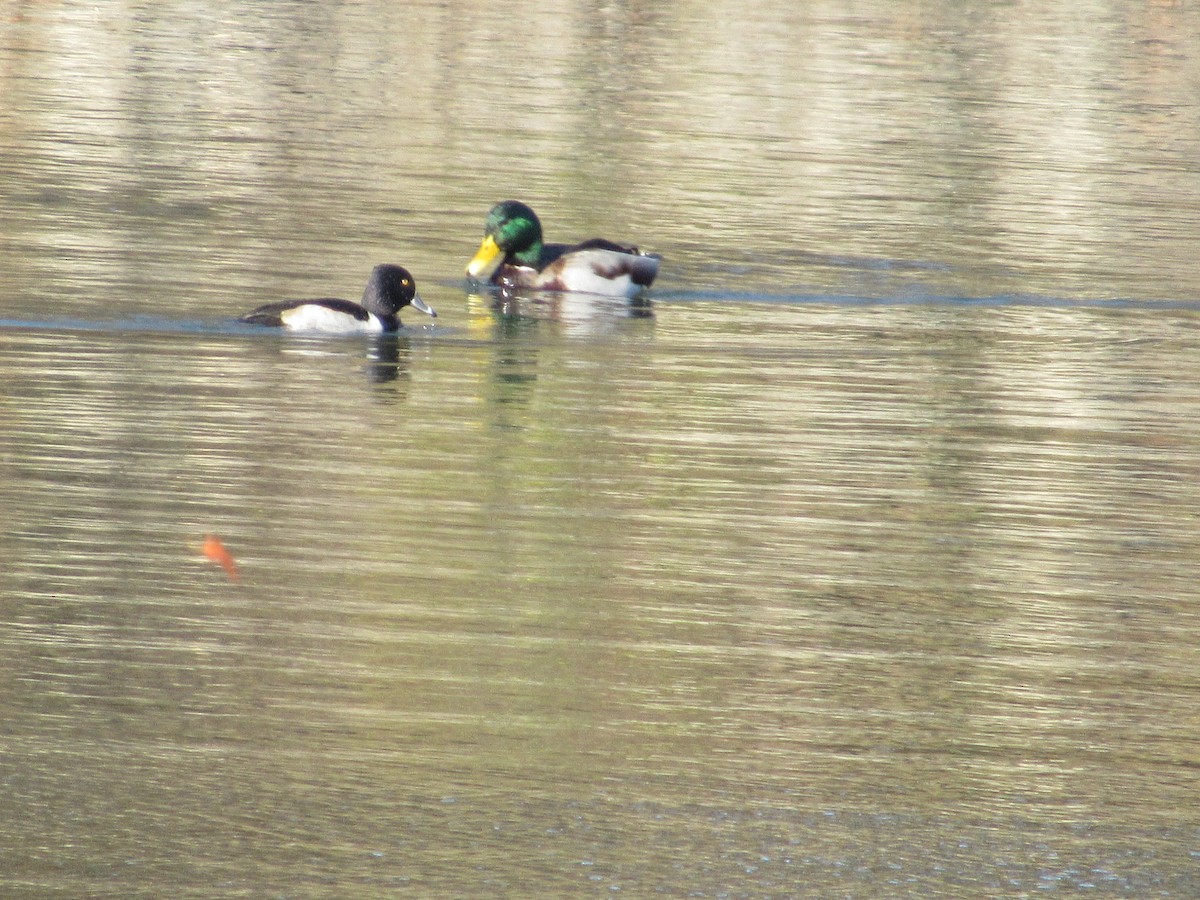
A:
[362, 264, 436, 318]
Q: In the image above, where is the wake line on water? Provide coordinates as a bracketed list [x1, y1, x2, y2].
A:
[654, 290, 1200, 311]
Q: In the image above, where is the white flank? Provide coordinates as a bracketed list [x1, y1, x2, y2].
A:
[563, 268, 636, 297]
[281, 305, 382, 333]
[556, 250, 659, 298]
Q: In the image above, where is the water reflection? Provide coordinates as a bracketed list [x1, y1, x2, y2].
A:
[5, 0, 1200, 317]
[4, 0, 1200, 896]
[468, 287, 654, 337]
[364, 334, 411, 389]
[5, 297, 1200, 897]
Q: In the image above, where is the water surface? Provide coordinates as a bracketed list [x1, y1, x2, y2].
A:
[3, 1, 1200, 896]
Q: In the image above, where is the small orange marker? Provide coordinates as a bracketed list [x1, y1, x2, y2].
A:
[202, 534, 240, 583]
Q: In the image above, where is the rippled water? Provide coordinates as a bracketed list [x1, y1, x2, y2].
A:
[4, 1, 1200, 896]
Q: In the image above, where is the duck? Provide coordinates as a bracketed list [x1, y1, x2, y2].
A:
[239, 264, 435, 333]
[466, 200, 660, 298]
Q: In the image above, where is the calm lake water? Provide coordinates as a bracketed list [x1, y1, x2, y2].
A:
[4, 1, 1200, 896]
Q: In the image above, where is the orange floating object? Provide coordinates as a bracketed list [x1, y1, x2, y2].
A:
[202, 534, 240, 583]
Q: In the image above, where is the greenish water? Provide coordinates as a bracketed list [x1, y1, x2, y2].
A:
[3, 1, 1200, 896]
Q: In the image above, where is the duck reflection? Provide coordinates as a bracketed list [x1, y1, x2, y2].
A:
[364, 333, 412, 390]
[469, 287, 654, 339]
[463, 288, 657, 431]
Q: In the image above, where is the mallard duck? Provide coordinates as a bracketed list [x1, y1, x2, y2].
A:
[466, 200, 660, 298]
[239, 264, 436, 333]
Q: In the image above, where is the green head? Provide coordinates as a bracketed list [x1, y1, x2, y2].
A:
[467, 200, 545, 279]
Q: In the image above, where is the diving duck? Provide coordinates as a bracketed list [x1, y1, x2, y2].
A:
[466, 200, 660, 298]
[239, 264, 436, 333]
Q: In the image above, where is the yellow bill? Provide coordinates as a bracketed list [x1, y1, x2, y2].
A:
[467, 234, 504, 281]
